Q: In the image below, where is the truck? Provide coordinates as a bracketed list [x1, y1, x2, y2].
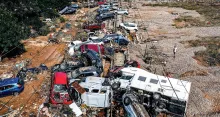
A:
[79, 76, 112, 108]
[98, 0, 106, 5]
[80, 43, 105, 55]
[82, 22, 105, 31]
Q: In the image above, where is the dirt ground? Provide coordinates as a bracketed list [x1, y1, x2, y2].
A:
[124, 1, 220, 117]
[0, 8, 89, 116]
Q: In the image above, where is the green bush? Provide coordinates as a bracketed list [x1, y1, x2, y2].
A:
[39, 25, 50, 36]
[185, 37, 220, 66]
[0, 8, 29, 57]
[60, 17, 65, 23]
[0, 0, 71, 58]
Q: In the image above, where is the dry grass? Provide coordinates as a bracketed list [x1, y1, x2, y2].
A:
[180, 69, 208, 77]
[181, 37, 220, 66]
[173, 16, 206, 28]
[145, 2, 220, 26]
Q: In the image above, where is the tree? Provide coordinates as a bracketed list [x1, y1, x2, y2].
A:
[0, 8, 30, 57]
[0, 0, 71, 58]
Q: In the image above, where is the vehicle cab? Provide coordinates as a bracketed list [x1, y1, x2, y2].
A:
[103, 34, 129, 45]
[70, 4, 80, 9]
[114, 9, 128, 15]
[82, 22, 105, 31]
[98, 0, 106, 5]
[111, 67, 137, 90]
[80, 43, 105, 55]
[0, 77, 24, 97]
[110, 1, 119, 6]
[81, 49, 103, 70]
[96, 12, 115, 21]
[79, 76, 112, 108]
[50, 72, 72, 105]
[98, 6, 110, 12]
[100, 3, 110, 8]
[68, 40, 93, 56]
[68, 66, 101, 84]
[119, 22, 138, 31]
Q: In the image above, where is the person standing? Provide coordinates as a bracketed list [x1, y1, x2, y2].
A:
[173, 44, 177, 58]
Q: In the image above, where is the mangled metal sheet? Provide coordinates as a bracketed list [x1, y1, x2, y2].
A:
[69, 102, 83, 117]
[71, 82, 86, 94]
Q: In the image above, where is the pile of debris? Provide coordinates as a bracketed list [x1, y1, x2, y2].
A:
[0, 1, 193, 117]
[37, 3, 192, 117]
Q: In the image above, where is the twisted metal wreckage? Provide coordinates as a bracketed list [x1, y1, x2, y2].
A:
[0, 1, 192, 117]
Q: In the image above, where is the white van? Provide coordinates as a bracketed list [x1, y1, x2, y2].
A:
[79, 76, 112, 108]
